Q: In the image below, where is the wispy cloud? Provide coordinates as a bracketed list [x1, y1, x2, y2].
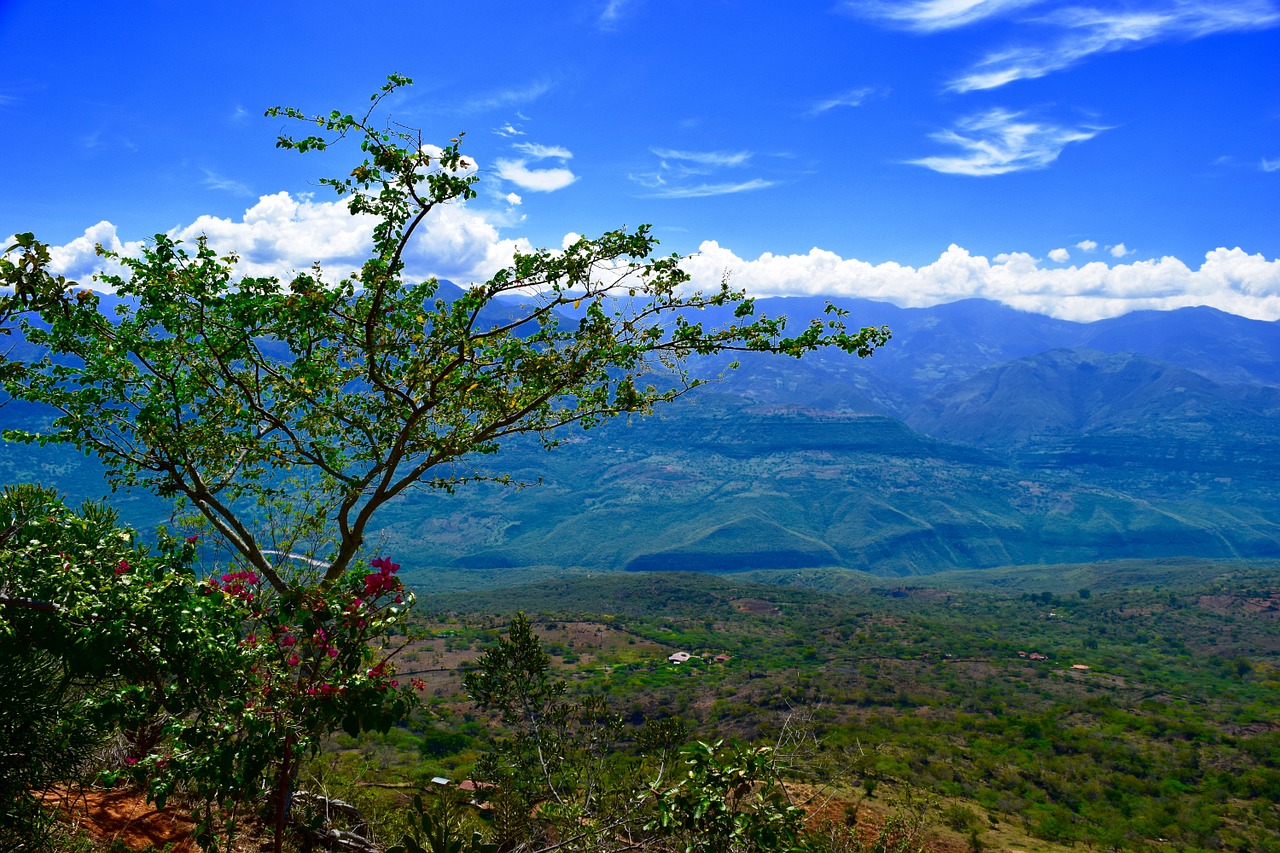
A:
[631, 148, 775, 197]
[202, 169, 254, 197]
[643, 179, 776, 199]
[513, 142, 573, 160]
[845, 0, 1038, 32]
[1263, 157, 1280, 172]
[465, 81, 552, 113]
[948, 2, 1280, 91]
[807, 87, 876, 116]
[650, 148, 752, 168]
[908, 109, 1105, 175]
[600, 0, 637, 29]
[494, 122, 525, 137]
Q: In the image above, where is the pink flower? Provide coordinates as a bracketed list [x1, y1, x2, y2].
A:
[124, 757, 138, 766]
[326, 646, 339, 658]
[115, 559, 131, 575]
[186, 535, 199, 543]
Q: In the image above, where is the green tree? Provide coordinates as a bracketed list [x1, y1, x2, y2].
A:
[0, 76, 889, 849]
[0, 75, 889, 592]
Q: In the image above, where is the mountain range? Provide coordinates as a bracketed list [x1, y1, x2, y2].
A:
[4, 295, 1279, 579]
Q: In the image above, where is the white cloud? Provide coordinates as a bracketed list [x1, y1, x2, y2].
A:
[494, 122, 525, 138]
[512, 142, 572, 160]
[1048, 247, 1070, 262]
[505, 192, 523, 205]
[1110, 243, 1130, 258]
[681, 241, 1280, 321]
[465, 81, 552, 113]
[37, 219, 1280, 323]
[202, 169, 253, 197]
[1076, 239, 1098, 252]
[909, 109, 1104, 175]
[947, 2, 1280, 91]
[600, 0, 636, 28]
[44, 221, 140, 283]
[494, 159, 578, 192]
[632, 148, 774, 197]
[651, 148, 752, 168]
[845, 0, 1039, 32]
[45, 191, 531, 289]
[493, 142, 574, 192]
[807, 87, 876, 115]
[642, 179, 776, 199]
[1263, 157, 1280, 172]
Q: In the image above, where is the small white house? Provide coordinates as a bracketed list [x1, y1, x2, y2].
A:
[668, 651, 692, 664]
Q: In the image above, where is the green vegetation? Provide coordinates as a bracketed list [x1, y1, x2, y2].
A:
[391, 564, 1280, 852]
[0, 78, 886, 852]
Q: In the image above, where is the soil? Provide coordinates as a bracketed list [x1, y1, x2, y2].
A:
[44, 787, 200, 852]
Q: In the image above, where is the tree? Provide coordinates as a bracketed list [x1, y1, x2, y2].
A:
[0, 484, 416, 851]
[0, 74, 890, 592]
[0, 76, 890, 850]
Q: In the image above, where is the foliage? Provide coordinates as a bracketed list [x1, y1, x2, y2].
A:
[0, 75, 889, 850]
[649, 739, 806, 853]
[0, 484, 416, 850]
[0, 76, 889, 591]
[386, 793, 497, 853]
[0, 641, 105, 851]
[411, 563, 1280, 852]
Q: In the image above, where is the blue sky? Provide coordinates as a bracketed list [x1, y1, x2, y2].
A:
[1, 0, 1277, 320]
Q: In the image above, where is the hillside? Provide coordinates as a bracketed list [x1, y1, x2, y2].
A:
[5, 296, 1280, 578]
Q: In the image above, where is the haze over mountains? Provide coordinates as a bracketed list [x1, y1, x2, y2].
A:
[4, 295, 1279, 579]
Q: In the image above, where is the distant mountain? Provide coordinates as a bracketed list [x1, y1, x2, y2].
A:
[5, 295, 1280, 579]
[908, 348, 1280, 450]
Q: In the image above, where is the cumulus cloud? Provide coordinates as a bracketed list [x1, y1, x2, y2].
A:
[43, 191, 531, 289]
[495, 141, 577, 193]
[1110, 243, 1130, 258]
[909, 109, 1104, 175]
[1076, 239, 1098, 252]
[680, 241, 1280, 321]
[1048, 247, 1070, 262]
[505, 192, 523, 205]
[495, 159, 577, 192]
[35, 216, 1280, 322]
